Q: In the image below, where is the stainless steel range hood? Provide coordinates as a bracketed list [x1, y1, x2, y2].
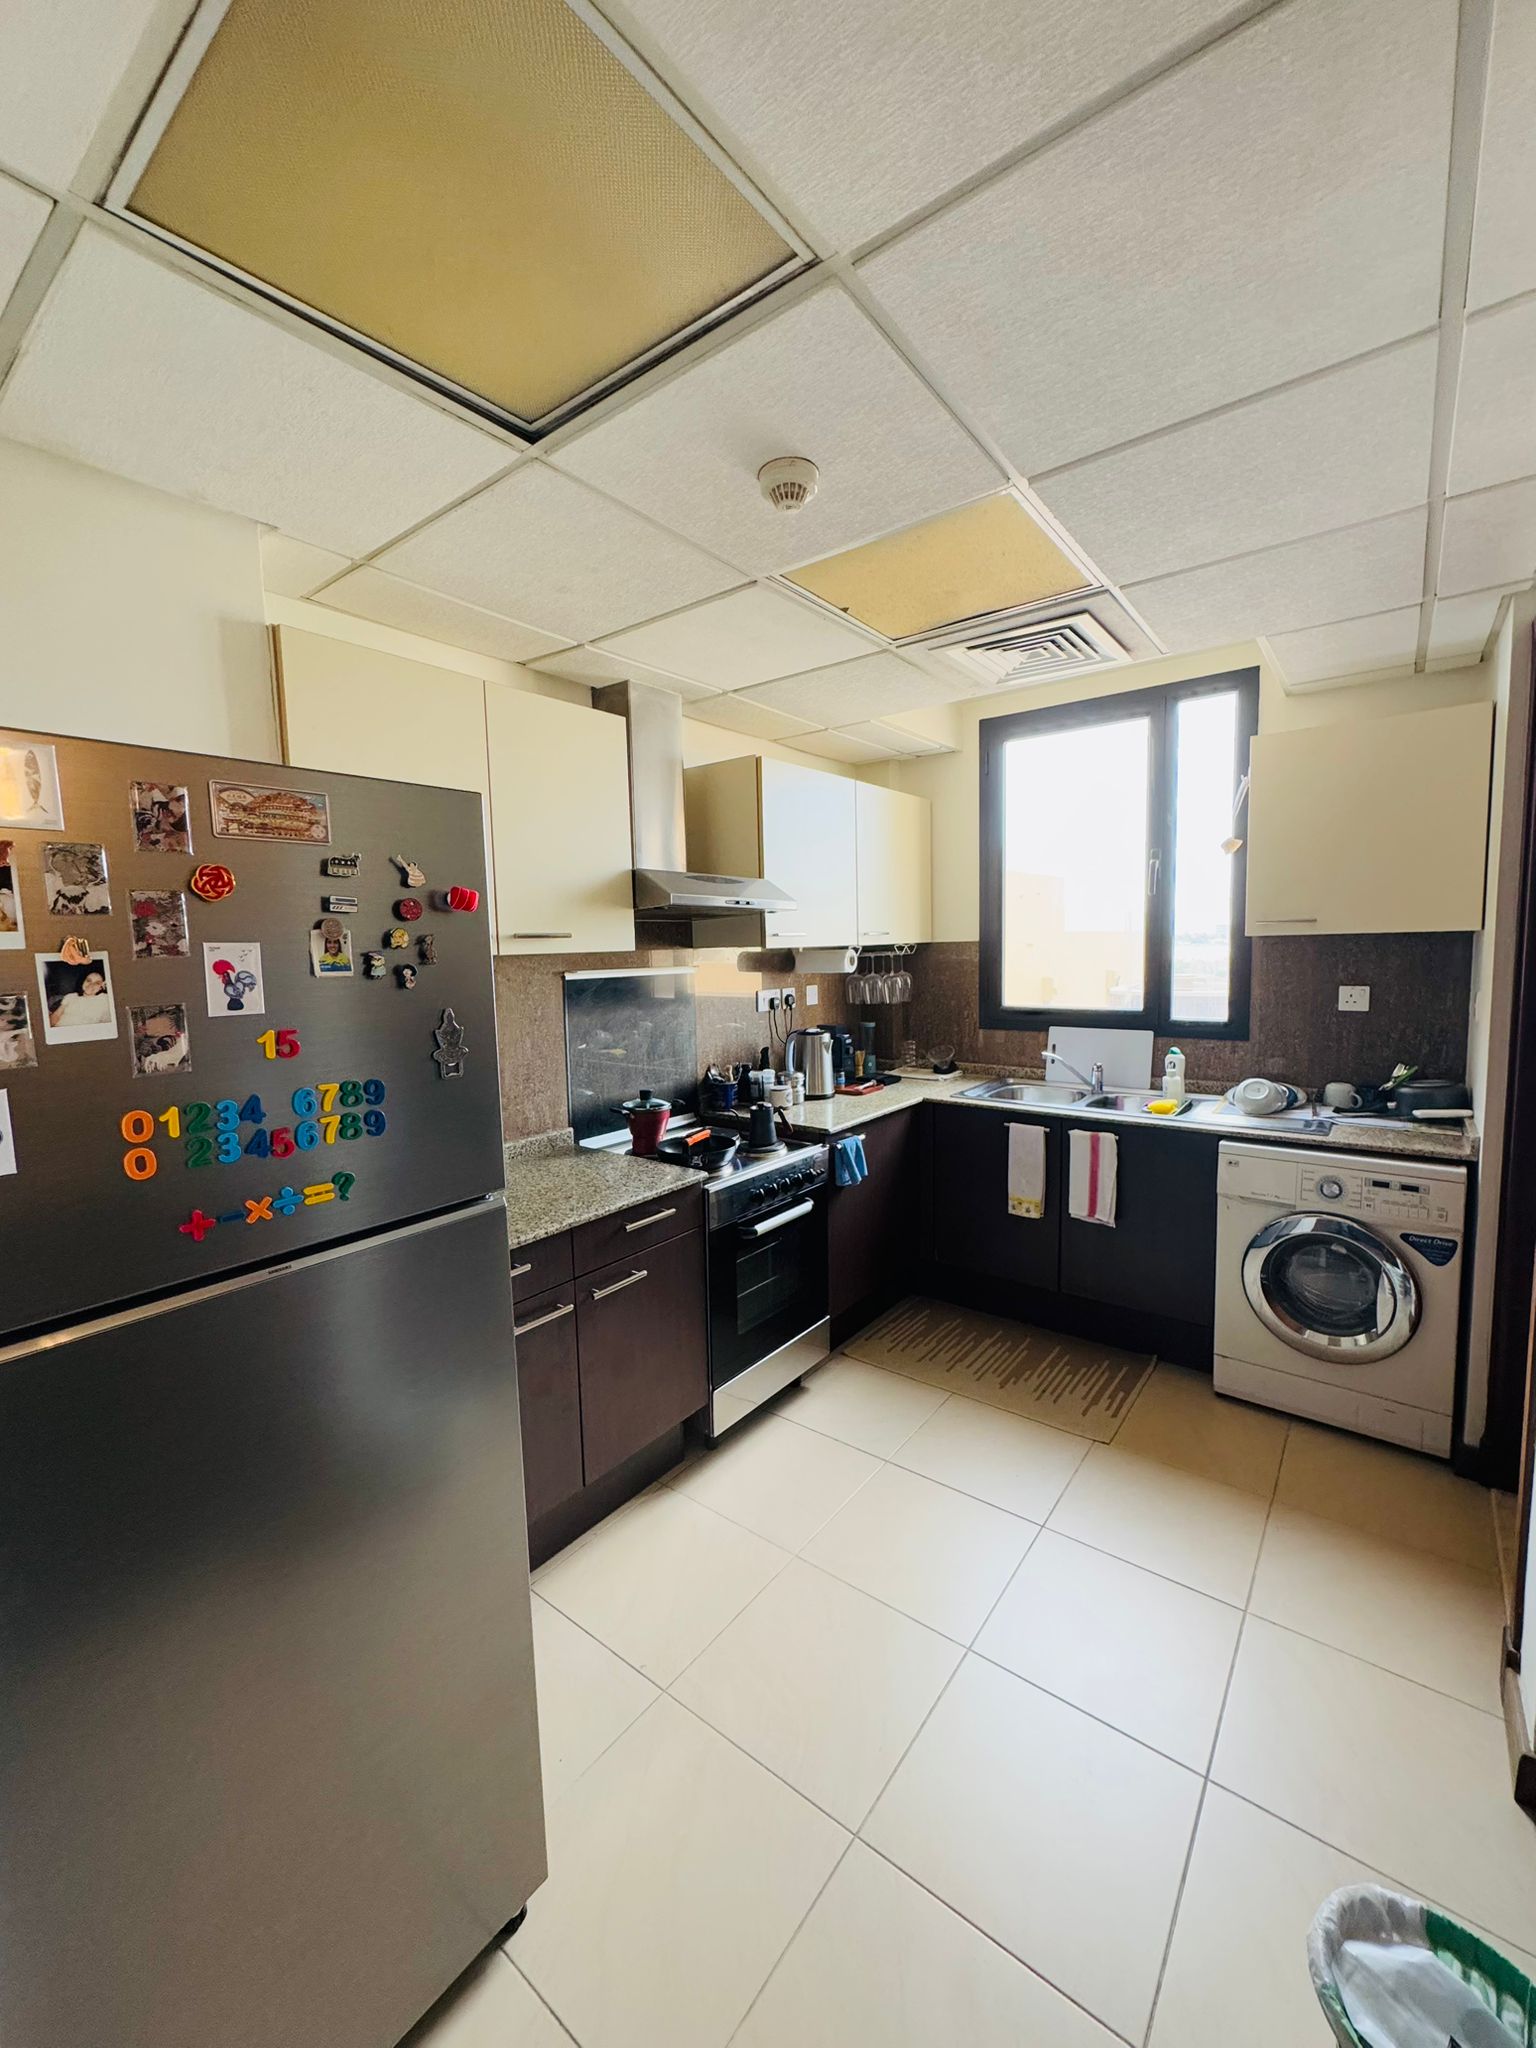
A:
[594, 679, 794, 931]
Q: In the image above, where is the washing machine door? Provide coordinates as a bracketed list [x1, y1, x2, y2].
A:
[1242, 1213, 1420, 1362]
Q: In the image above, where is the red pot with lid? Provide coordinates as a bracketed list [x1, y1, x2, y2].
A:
[621, 1089, 672, 1156]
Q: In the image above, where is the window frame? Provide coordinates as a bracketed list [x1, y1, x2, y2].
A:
[978, 666, 1258, 1040]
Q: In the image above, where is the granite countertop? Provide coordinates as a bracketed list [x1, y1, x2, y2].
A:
[779, 1071, 1479, 1163]
[502, 1130, 701, 1251]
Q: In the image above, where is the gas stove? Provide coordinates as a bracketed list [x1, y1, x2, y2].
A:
[591, 1121, 829, 1223]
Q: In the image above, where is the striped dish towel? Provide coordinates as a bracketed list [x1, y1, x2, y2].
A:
[1068, 1128, 1117, 1226]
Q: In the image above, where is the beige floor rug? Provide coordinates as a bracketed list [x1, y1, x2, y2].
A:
[843, 1298, 1152, 1441]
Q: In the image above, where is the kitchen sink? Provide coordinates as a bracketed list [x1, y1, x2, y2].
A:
[1083, 1090, 1220, 1115]
[959, 1080, 1093, 1105]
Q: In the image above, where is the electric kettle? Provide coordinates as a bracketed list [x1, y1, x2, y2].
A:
[786, 1027, 835, 1099]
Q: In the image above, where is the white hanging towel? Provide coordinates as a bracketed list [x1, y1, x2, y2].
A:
[1006, 1122, 1045, 1218]
[1069, 1128, 1118, 1226]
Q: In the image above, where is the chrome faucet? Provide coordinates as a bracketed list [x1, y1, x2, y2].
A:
[1044, 1049, 1105, 1092]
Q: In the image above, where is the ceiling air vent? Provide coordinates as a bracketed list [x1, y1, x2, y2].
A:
[909, 606, 1131, 690]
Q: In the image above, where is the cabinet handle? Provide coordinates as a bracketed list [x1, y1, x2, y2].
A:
[862, 929, 891, 937]
[625, 1207, 677, 1232]
[504, 931, 574, 940]
[514, 1301, 574, 1336]
[1255, 916, 1318, 925]
[590, 1267, 648, 1300]
[510, 1260, 533, 1278]
[1147, 851, 1161, 898]
[772, 930, 808, 937]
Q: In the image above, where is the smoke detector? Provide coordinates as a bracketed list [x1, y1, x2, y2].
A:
[758, 456, 819, 511]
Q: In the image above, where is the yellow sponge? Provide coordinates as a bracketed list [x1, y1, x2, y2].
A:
[1146, 1098, 1180, 1114]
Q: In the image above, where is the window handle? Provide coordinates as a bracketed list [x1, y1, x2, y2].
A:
[1147, 852, 1161, 897]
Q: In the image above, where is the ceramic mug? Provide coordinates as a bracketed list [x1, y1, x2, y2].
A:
[1321, 1082, 1363, 1109]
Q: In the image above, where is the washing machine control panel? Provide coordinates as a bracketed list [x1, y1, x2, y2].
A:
[1298, 1167, 1452, 1226]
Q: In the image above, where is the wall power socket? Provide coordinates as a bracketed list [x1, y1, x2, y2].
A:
[755, 987, 782, 1014]
[1338, 984, 1371, 1013]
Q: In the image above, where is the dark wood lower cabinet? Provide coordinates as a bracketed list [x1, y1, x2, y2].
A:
[576, 1229, 709, 1484]
[1059, 1122, 1219, 1322]
[510, 1280, 582, 1526]
[828, 1107, 920, 1337]
[930, 1104, 1062, 1290]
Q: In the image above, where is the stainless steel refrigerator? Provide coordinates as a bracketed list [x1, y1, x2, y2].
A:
[0, 727, 546, 2048]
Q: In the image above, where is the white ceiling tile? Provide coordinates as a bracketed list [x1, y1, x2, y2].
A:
[685, 694, 821, 740]
[595, 583, 881, 688]
[620, 0, 1240, 251]
[317, 567, 571, 664]
[0, 172, 49, 306]
[1467, 0, 1536, 308]
[0, 229, 515, 555]
[738, 650, 972, 723]
[860, 0, 1455, 474]
[1124, 508, 1428, 652]
[528, 644, 718, 698]
[838, 720, 951, 756]
[1428, 589, 1504, 664]
[0, 0, 165, 189]
[1037, 337, 1438, 586]
[787, 728, 894, 763]
[1267, 608, 1422, 688]
[259, 532, 351, 599]
[1439, 478, 1536, 598]
[1448, 298, 1536, 498]
[551, 286, 1001, 574]
[378, 461, 743, 643]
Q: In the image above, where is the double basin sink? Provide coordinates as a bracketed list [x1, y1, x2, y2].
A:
[959, 1079, 1217, 1118]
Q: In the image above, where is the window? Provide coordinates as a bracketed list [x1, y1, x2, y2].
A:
[979, 668, 1258, 1038]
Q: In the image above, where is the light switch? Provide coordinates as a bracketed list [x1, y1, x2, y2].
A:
[1338, 984, 1371, 1013]
[804, 983, 819, 1006]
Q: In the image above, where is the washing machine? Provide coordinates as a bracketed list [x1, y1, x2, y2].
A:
[1214, 1141, 1467, 1456]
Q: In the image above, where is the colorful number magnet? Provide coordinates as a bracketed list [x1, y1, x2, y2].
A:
[385, 926, 410, 949]
[392, 855, 426, 887]
[395, 897, 423, 921]
[189, 862, 236, 902]
[432, 1006, 468, 1079]
[322, 854, 361, 879]
[363, 951, 386, 979]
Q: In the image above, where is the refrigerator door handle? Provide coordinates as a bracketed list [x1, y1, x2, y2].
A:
[589, 1268, 648, 1300]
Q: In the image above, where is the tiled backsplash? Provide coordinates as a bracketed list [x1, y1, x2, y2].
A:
[494, 940, 853, 1141]
[901, 935, 1474, 1094]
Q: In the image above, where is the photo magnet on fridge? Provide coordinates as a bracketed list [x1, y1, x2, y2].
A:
[130, 889, 190, 959]
[130, 781, 193, 855]
[0, 738, 64, 829]
[210, 780, 331, 844]
[36, 951, 118, 1045]
[0, 839, 24, 950]
[310, 924, 354, 976]
[203, 942, 265, 1017]
[129, 1002, 192, 1076]
[0, 1088, 15, 1177]
[42, 841, 111, 916]
[0, 992, 37, 1070]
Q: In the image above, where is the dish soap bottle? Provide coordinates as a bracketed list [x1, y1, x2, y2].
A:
[1162, 1046, 1187, 1100]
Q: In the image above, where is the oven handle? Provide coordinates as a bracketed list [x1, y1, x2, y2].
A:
[739, 1198, 817, 1238]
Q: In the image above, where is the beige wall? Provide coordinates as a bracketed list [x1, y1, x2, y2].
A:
[888, 640, 1494, 941]
[0, 440, 276, 757]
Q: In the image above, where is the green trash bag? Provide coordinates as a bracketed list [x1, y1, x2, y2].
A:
[1308, 1886, 1536, 2048]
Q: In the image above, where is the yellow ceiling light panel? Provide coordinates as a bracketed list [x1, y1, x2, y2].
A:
[786, 492, 1092, 639]
[126, 0, 796, 425]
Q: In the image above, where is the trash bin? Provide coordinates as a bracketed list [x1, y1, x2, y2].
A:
[1309, 1885, 1536, 2048]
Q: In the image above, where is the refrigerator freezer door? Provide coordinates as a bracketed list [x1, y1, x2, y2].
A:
[0, 1202, 545, 2048]
[0, 728, 505, 1338]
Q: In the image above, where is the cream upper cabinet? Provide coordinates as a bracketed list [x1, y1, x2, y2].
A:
[855, 781, 932, 945]
[1245, 700, 1494, 936]
[684, 756, 859, 946]
[484, 685, 636, 954]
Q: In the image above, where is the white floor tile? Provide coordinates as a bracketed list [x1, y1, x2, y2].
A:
[672, 1559, 962, 1827]
[891, 1393, 1090, 1521]
[772, 1356, 949, 1458]
[669, 1413, 880, 1551]
[976, 1530, 1241, 1770]
[1213, 1618, 1536, 1952]
[1275, 1423, 1497, 1570]
[535, 1489, 788, 1686]
[863, 1655, 1201, 2041]
[1115, 1364, 1289, 1494]
[802, 1463, 1037, 1642]
[513, 1697, 847, 2048]
[1251, 1505, 1505, 1713]
[1047, 1444, 1270, 1603]
[733, 1840, 1118, 2048]
[1149, 1787, 1385, 2048]
[531, 1596, 658, 1803]
[411, 1955, 574, 2047]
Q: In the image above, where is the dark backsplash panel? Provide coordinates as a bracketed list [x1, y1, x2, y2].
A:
[904, 934, 1474, 1093]
[564, 969, 700, 1143]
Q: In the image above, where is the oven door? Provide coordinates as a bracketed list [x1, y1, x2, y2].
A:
[1242, 1212, 1420, 1363]
[708, 1191, 828, 1395]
